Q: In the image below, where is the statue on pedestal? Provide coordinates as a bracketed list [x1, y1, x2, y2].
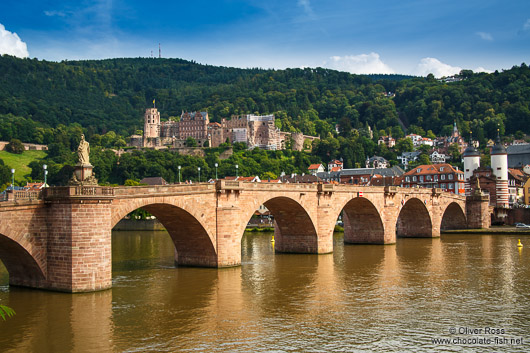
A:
[70, 134, 98, 185]
[77, 134, 91, 166]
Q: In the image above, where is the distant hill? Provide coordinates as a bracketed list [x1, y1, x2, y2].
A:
[0, 55, 529, 140]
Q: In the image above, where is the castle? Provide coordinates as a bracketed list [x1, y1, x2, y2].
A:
[138, 108, 210, 148]
[130, 107, 319, 151]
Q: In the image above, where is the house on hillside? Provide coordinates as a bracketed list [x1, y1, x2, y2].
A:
[365, 156, 389, 168]
[430, 150, 447, 164]
[398, 151, 421, 167]
[308, 164, 325, 175]
[327, 159, 343, 172]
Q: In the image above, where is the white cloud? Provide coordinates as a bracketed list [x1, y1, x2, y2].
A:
[474, 66, 493, 74]
[524, 19, 530, 30]
[324, 53, 394, 74]
[44, 10, 67, 17]
[414, 57, 461, 78]
[297, 0, 316, 20]
[476, 31, 493, 41]
[0, 23, 29, 58]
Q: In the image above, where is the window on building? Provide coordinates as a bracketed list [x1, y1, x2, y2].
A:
[413, 176, 417, 182]
[441, 174, 446, 180]
[440, 167, 444, 171]
[405, 176, 410, 182]
[448, 174, 453, 180]
[434, 175, 438, 181]
[419, 176, 424, 182]
[441, 183, 446, 189]
[417, 169, 421, 173]
[449, 183, 454, 189]
[426, 175, 432, 181]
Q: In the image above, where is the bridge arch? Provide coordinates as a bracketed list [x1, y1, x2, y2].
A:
[440, 202, 467, 231]
[112, 200, 217, 267]
[339, 197, 385, 244]
[238, 195, 319, 253]
[0, 231, 46, 287]
[396, 197, 433, 237]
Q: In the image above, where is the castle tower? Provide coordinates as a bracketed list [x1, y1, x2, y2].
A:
[463, 132, 480, 196]
[143, 107, 161, 146]
[490, 131, 509, 207]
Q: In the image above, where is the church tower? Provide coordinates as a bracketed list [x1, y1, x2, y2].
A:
[490, 130, 509, 207]
[463, 132, 480, 196]
[452, 121, 459, 138]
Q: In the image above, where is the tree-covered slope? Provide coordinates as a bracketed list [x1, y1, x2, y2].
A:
[0, 55, 529, 141]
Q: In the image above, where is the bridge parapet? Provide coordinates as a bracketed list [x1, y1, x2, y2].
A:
[216, 180, 319, 193]
[2, 189, 43, 202]
[44, 186, 114, 200]
[113, 183, 214, 197]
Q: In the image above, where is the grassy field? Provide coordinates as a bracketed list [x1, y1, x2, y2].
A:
[0, 150, 47, 181]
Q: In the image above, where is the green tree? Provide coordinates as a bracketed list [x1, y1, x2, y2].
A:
[186, 137, 197, 147]
[418, 153, 431, 165]
[5, 138, 24, 154]
[448, 143, 461, 162]
[395, 138, 414, 154]
[0, 160, 12, 191]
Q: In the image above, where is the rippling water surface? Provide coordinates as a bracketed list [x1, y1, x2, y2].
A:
[0, 231, 529, 352]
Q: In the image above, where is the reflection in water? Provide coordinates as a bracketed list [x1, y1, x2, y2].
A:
[0, 231, 529, 352]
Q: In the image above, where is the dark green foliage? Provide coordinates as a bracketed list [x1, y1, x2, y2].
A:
[0, 159, 12, 187]
[185, 137, 197, 147]
[5, 139, 24, 154]
[0, 304, 15, 320]
[2, 55, 530, 183]
[1, 55, 529, 144]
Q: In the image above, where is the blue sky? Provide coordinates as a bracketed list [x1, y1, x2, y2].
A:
[1, 0, 529, 76]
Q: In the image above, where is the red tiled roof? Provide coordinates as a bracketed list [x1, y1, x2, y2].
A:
[238, 176, 256, 181]
[308, 164, 323, 170]
[330, 166, 342, 172]
[403, 163, 462, 176]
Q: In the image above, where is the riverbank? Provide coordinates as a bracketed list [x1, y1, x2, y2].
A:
[113, 219, 166, 231]
[442, 226, 530, 235]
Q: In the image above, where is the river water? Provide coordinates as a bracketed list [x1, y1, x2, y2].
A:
[0, 231, 529, 352]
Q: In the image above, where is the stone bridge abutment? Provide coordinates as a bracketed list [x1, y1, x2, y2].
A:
[0, 182, 490, 292]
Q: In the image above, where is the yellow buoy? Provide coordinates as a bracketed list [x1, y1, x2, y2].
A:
[517, 239, 523, 248]
[271, 235, 275, 242]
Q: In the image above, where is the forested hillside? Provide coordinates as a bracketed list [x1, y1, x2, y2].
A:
[1, 55, 530, 188]
[2, 55, 528, 142]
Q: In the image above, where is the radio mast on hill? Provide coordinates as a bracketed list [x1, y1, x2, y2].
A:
[159, 43, 161, 58]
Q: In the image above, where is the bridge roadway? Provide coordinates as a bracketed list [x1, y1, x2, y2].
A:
[0, 181, 490, 292]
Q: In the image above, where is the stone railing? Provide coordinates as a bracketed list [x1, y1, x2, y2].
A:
[113, 183, 215, 197]
[44, 186, 115, 198]
[0, 189, 43, 202]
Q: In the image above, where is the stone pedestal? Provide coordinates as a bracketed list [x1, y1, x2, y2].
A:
[466, 194, 491, 229]
[70, 164, 98, 185]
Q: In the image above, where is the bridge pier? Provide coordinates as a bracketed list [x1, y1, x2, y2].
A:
[44, 187, 113, 292]
[216, 206, 243, 267]
[466, 194, 491, 229]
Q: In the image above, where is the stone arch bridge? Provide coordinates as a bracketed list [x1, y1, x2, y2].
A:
[0, 181, 490, 292]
